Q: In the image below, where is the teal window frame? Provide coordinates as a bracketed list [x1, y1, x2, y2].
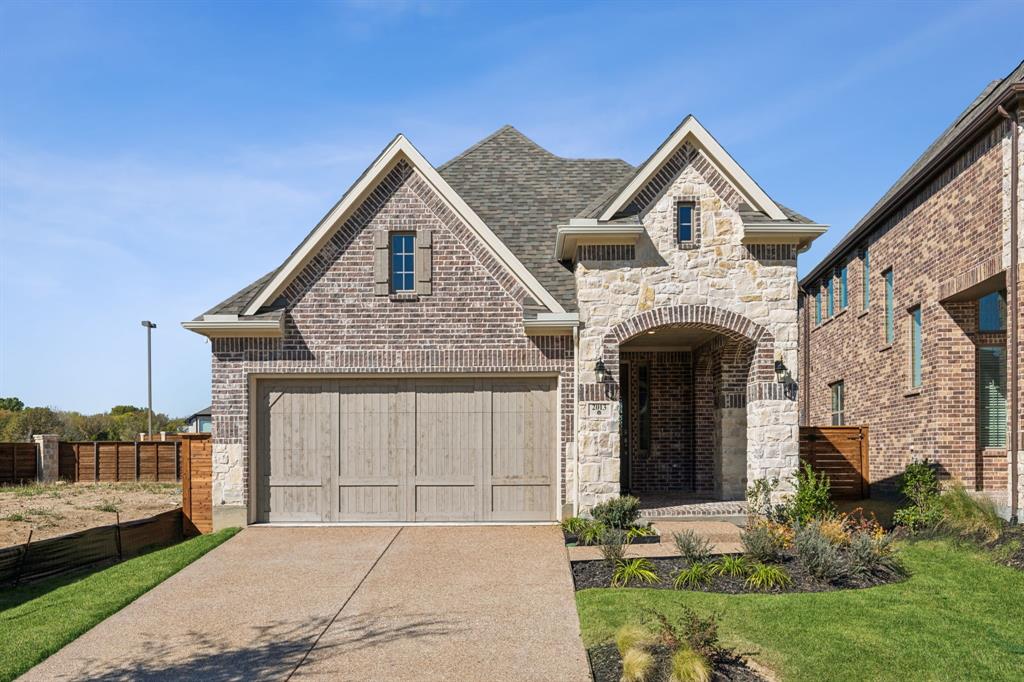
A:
[839, 265, 848, 309]
[677, 203, 694, 243]
[861, 249, 870, 310]
[826, 279, 834, 318]
[815, 290, 822, 325]
[910, 306, 922, 388]
[978, 345, 1007, 448]
[884, 269, 894, 344]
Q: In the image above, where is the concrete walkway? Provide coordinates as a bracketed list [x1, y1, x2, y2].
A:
[23, 526, 589, 682]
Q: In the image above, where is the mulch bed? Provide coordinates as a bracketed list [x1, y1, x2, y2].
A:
[589, 643, 765, 682]
[988, 524, 1024, 571]
[572, 553, 903, 593]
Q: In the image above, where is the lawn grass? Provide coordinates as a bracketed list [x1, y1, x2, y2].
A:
[0, 527, 239, 682]
[576, 540, 1024, 681]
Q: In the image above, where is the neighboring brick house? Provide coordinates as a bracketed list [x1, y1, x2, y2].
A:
[185, 118, 825, 529]
[799, 62, 1023, 521]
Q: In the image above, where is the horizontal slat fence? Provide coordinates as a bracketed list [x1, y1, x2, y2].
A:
[0, 443, 38, 484]
[799, 425, 870, 499]
[0, 508, 185, 585]
[180, 436, 213, 534]
[59, 441, 180, 482]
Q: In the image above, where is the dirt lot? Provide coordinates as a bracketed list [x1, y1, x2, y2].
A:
[0, 481, 181, 548]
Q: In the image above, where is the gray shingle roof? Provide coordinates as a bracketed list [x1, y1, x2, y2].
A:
[438, 126, 635, 311]
[801, 59, 1024, 286]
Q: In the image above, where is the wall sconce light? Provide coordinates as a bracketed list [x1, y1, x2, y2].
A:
[774, 358, 787, 383]
[595, 359, 608, 383]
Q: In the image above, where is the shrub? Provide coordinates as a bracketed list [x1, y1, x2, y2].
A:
[744, 562, 792, 590]
[591, 495, 641, 529]
[579, 520, 608, 546]
[741, 521, 787, 563]
[670, 646, 712, 682]
[560, 516, 588, 536]
[612, 558, 660, 587]
[936, 486, 1004, 543]
[709, 554, 752, 578]
[746, 477, 786, 522]
[673, 529, 713, 564]
[673, 561, 714, 590]
[847, 530, 904, 580]
[786, 463, 835, 525]
[626, 525, 657, 542]
[794, 521, 850, 583]
[599, 527, 628, 566]
[653, 607, 721, 658]
[893, 459, 943, 533]
[615, 624, 655, 657]
[816, 515, 851, 546]
[621, 647, 654, 682]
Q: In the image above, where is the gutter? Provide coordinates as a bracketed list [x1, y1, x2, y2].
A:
[573, 325, 581, 518]
[998, 101, 1021, 524]
[523, 312, 580, 336]
[798, 284, 811, 426]
[802, 82, 1024, 287]
[742, 223, 829, 252]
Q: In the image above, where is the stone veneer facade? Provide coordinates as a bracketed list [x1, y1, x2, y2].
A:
[573, 144, 802, 511]
[800, 111, 1023, 518]
[210, 160, 574, 526]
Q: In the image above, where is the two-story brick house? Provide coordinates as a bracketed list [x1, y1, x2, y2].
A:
[799, 61, 1023, 521]
[185, 117, 825, 529]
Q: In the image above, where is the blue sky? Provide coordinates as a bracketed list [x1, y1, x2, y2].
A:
[1, 0, 1022, 417]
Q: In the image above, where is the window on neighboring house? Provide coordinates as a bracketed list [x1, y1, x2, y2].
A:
[677, 202, 695, 243]
[839, 265, 848, 309]
[861, 249, 870, 310]
[978, 345, 1007, 448]
[389, 232, 415, 293]
[830, 381, 845, 426]
[978, 290, 1007, 332]
[884, 269, 894, 344]
[815, 290, 822, 325]
[826, 278, 834, 318]
[197, 417, 212, 433]
[909, 306, 922, 388]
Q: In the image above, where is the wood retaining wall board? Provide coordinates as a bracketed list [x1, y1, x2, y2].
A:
[799, 426, 870, 500]
[179, 436, 213, 535]
[0, 443, 38, 484]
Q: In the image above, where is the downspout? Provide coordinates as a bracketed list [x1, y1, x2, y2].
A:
[798, 285, 811, 426]
[998, 101, 1020, 524]
[573, 324, 581, 518]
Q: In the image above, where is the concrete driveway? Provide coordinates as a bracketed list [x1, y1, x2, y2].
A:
[22, 525, 590, 681]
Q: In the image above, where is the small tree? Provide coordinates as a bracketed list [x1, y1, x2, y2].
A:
[0, 397, 24, 411]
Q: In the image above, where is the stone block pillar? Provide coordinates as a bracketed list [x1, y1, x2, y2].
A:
[32, 434, 59, 484]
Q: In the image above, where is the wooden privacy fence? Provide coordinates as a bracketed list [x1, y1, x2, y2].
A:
[0, 443, 39, 485]
[179, 436, 213, 534]
[0, 508, 185, 585]
[59, 441, 180, 482]
[799, 426, 870, 499]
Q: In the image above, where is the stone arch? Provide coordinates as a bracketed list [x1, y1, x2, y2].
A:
[600, 304, 776, 389]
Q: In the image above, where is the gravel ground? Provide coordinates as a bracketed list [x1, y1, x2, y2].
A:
[0, 481, 181, 547]
[572, 553, 903, 593]
[589, 643, 765, 682]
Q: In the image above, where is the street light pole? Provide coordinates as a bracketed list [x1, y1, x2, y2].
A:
[141, 321, 157, 438]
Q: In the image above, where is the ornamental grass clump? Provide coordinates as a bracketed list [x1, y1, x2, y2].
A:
[560, 516, 588, 536]
[673, 561, 714, 590]
[673, 529, 712, 564]
[744, 562, 792, 590]
[936, 485, 1004, 543]
[794, 521, 850, 583]
[612, 558, 659, 587]
[847, 530, 905, 581]
[579, 520, 608, 546]
[670, 646, 712, 682]
[615, 624, 656, 657]
[709, 554, 752, 578]
[620, 647, 654, 682]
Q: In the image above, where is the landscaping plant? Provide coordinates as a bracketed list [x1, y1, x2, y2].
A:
[786, 463, 835, 525]
[744, 562, 793, 590]
[600, 528, 629, 566]
[847, 531, 904, 580]
[626, 525, 656, 542]
[580, 520, 609, 546]
[709, 554, 752, 578]
[620, 647, 654, 682]
[936, 485, 1004, 543]
[673, 562, 714, 590]
[892, 458, 943, 532]
[561, 516, 589, 536]
[615, 624, 655, 657]
[745, 477, 787, 522]
[612, 558, 660, 588]
[794, 521, 850, 583]
[591, 495, 642, 529]
[740, 521, 788, 563]
[670, 646, 712, 682]
[672, 529, 712, 564]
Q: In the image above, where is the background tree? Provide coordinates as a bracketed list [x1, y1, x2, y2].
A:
[0, 397, 25, 411]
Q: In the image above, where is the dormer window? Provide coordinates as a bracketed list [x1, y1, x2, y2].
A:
[677, 202, 695, 243]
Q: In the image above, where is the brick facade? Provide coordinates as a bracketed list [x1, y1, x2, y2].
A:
[800, 115, 1022, 512]
[210, 162, 574, 523]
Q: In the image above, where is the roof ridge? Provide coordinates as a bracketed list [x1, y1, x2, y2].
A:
[436, 124, 517, 171]
[438, 124, 632, 172]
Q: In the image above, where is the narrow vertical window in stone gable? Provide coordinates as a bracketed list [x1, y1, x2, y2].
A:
[677, 202, 694, 243]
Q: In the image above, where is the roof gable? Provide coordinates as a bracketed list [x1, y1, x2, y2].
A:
[241, 134, 566, 316]
[597, 116, 786, 222]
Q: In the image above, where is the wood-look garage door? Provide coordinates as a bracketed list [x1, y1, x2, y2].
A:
[255, 377, 557, 523]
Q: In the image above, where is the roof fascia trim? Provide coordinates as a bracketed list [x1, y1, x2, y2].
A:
[742, 223, 829, 251]
[181, 317, 284, 338]
[554, 225, 646, 261]
[243, 135, 565, 315]
[523, 312, 580, 336]
[599, 116, 786, 222]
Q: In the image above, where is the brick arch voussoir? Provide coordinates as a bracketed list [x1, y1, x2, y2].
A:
[601, 304, 776, 384]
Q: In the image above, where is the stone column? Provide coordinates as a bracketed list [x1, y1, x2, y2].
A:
[32, 434, 59, 484]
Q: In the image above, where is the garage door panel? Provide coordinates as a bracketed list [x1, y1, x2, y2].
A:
[415, 485, 476, 521]
[491, 380, 555, 480]
[338, 485, 402, 521]
[414, 381, 483, 482]
[491, 485, 552, 520]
